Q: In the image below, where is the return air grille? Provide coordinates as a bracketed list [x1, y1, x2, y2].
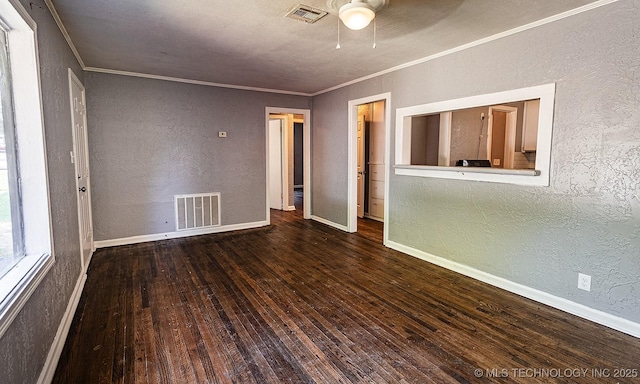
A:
[285, 4, 328, 24]
[175, 193, 220, 231]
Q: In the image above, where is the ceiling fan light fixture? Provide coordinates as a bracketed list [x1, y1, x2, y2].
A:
[339, 0, 375, 30]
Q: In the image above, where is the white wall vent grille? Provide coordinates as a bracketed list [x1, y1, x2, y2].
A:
[285, 5, 328, 24]
[175, 193, 221, 231]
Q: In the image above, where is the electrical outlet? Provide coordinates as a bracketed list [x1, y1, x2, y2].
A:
[578, 273, 591, 291]
[218, 131, 227, 138]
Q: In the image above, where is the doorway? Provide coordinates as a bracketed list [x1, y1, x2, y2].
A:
[487, 105, 518, 169]
[265, 107, 311, 224]
[347, 93, 391, 243]
[356, 101, 385, 221]
[268, 113, 301, 212]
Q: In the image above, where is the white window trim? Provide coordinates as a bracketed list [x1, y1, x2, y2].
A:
[395, 83, 556, 186]
[0, 0, 55, 338]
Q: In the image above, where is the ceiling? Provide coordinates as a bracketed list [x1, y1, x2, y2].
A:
[50, 0, 599, 95]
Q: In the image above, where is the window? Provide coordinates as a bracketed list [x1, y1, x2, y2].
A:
[0, 0, 54, 337]
[395, 84, 555, 186]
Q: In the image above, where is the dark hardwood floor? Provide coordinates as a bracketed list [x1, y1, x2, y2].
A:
[53, 194, 640, 383]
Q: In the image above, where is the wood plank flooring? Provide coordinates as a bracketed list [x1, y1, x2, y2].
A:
[53, 201, 640, 383]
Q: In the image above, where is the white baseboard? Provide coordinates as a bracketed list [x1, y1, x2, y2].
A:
[83, 249, 94, 275]
[386, 240, 640, 338]
[94, 220, 269, 248]
[311, 215, 350, 232]
[37, 272, 87, 384]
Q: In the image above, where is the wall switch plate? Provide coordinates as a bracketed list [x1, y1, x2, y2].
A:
[578, 273, 591, 291]
[218, 131, 227, 138]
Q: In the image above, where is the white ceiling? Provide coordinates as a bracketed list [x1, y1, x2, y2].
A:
[50, 0, 599, 95]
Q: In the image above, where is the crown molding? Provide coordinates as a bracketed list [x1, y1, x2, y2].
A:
[43, 0, 85, 68]
[84, 67, 313, 96]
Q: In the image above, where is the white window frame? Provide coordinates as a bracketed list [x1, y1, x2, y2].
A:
[395, 83, 556, 186]
[0, 0, 54, 338]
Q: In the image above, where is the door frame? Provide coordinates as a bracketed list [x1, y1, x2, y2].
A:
[347, 92, 391, 242]
[265, 107, 311, 223]
[487, 105, 518, 169]
[68, 69, 94, 272]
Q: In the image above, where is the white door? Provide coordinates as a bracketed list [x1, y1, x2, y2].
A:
[268, 119, 283, 210]
[69, 70, 93, 270]
[357, 115, 365, 218]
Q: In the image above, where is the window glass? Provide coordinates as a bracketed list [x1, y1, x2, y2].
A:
[0, 27, 23, 278]
[0, 109, 15, 276]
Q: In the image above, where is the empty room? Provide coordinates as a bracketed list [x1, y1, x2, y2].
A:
[1, 0, 639, 383]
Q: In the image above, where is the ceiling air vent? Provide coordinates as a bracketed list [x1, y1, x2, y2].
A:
[286, 4, 328, 24]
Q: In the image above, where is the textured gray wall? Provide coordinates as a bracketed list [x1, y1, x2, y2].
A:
[311, 0, 640, 323]
[85, 73, 310, 240]
[410, 116, 430, 165]
[312, 88, 351, 225]
[450, 106, 489, 164]
[0, 1, 84, 383]
[424, 115, 441, 166]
